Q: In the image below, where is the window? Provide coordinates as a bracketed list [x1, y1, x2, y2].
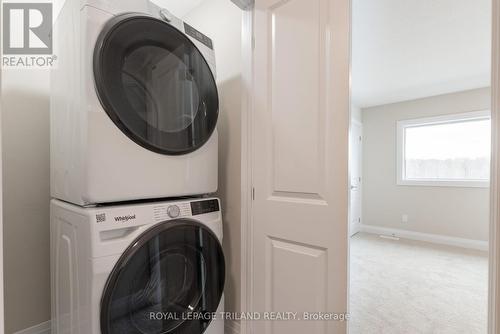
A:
[397, 111, 491, 187]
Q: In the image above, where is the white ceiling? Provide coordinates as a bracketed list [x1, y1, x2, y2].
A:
[352, 0, 492, 108]
[150, 0, 204, 17]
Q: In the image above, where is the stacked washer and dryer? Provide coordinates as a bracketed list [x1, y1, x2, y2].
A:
[50, 1, 225, 333]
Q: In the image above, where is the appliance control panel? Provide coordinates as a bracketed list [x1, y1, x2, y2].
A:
[153, 202, 191, 222]
[184, 22, 213, 50]
[190, 199, 220, 216]
[152, 199, 219, 222]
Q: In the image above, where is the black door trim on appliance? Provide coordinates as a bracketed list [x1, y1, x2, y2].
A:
[94, 13, 219, 156]
[100, 218, 225, 334]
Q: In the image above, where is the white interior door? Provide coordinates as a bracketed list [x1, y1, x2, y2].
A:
[250, 0, 351, 333]
[349, 121, 362, 237]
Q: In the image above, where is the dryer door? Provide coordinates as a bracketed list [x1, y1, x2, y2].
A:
[100, 219, 225, 334]
[94, 14, 219, 155]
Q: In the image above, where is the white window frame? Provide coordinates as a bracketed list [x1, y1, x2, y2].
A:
[396, 110, 491, 188]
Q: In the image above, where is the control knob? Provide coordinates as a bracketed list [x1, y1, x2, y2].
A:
[167, 205, 180, 218]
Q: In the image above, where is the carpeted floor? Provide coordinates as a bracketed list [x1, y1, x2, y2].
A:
[349, 233, 489, 334]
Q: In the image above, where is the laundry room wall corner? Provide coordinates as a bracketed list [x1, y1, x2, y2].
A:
[1, 67, 51, 333]
[184, 0, 244, 321]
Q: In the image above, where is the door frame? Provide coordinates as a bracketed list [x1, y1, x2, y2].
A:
[240, 3, 254, 334]
[0, 2, 5, 333]
[349, 119, 363, 237]
[489, 0, 500, 331]
[241, 1, 500, 334]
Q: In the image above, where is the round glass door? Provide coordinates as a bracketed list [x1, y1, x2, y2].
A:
[94, 14, 219, 155]
[100, 219, 225, 334]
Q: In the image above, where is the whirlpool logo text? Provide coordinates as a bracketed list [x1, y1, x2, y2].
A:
[114, 214, 137, 222]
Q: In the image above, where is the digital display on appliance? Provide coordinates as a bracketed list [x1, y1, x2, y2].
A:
[191, 199, 220, 215]
[184, 23, 214, 50]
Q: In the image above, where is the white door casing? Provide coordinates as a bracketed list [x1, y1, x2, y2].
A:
[250, 0, 350, 333]
[0, 3, 5, 332]
[349, 121, 362, 237]
[490, 0, 500, 332]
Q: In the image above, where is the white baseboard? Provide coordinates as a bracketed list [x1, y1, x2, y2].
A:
[225, 319, 241, 334]
[13, 321, 50, 334]
[350, 221, 362, 237]
[360, 224, 489, 251]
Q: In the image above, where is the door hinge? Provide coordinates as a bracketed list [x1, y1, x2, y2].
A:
[252, 187, 255, 200]
[252, 36, 255, 50]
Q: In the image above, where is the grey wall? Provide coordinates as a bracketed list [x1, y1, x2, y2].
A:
[1, 69, 51, 333]
[184, 0, 243, 314]
[362, 87, 491, 241]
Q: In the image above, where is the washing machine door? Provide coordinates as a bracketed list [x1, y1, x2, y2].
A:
[100, 219, 225, 334]
[94, 14, 219, 155]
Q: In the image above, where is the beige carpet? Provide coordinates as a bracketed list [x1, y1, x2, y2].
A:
[349, 233, 488, 334]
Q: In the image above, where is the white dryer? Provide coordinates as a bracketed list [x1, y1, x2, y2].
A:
[51, 0, 219, 205]
[51, 197, 225, 334]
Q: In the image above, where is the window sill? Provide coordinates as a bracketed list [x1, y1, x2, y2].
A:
[397, 179, 490, 188]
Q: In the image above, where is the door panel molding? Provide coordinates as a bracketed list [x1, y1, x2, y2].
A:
[268, 0, 328, 198]
[266, 237, 328, 334]
[269, 192, 327, 206]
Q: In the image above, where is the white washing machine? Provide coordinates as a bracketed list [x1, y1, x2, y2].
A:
[51, 0, 219, 206]
[51, 197, 225, 334]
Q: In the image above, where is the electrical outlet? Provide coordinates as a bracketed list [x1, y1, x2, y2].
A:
[402, 214, 409, 223]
